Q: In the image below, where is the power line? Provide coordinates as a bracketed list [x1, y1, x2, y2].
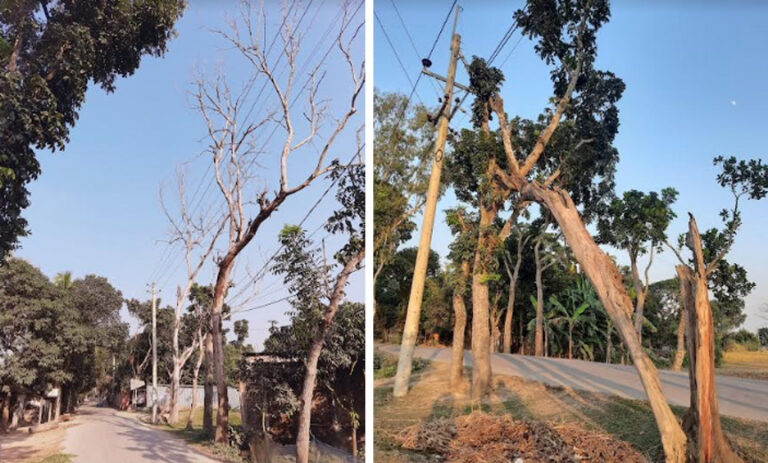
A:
[374, 11, 423, 105]
[225, 144, 364, 307]
[498, 33, 525, 69]
[426, 0, 458, 60]
[388, 0, 441, 98]
[150, 0, 356, 290]
[488, 21, 518, 65]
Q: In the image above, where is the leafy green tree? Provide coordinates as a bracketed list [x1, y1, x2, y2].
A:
[373, 90, 433, 314]
[0, 258, 66, 431]
[374, 247, 441, 340]
[0, 0, 185, 259]
[758, 327, 768, 349]
[597, 188, 678, 342]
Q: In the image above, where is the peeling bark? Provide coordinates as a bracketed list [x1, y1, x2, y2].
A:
[523, 183, 687, 463]
[676, 216, 742, 463]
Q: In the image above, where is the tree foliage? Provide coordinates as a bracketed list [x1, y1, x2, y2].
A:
[0, 0, 185, 259]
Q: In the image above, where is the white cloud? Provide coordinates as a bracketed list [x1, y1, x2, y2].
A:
[731, 100, 737, 106]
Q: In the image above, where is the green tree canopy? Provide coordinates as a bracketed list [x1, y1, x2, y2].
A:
[1, 0, 185, 259]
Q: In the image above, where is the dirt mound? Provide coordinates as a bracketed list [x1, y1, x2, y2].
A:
[394, 412, 647, 463]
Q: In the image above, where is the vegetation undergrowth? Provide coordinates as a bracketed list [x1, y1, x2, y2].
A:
[374, 353, 768, 463]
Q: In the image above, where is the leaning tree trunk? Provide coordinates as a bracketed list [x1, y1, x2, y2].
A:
[296, 250, 364, 463]
[672, 308, 686, 372]
[203, 331, 215, 436]
[211, 259, 234, 443]
[676, 216, 742, 463]
[450, 262, 469, 392]
[524, 183, 687, 463]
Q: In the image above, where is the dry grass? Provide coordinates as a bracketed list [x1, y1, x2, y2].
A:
[374, 352, 768, 463]
[718, 351, 768, 380]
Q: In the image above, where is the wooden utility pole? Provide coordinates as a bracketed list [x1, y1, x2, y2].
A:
[393, 6, 462, 398]
[151, 282, 158, 424]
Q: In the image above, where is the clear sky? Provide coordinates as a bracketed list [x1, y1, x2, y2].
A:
[17, 0, 365, 349]
[374, 1, 768, 331]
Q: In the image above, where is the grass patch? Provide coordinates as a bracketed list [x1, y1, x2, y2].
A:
[718, 351, 768, 380]
[156, 408, 246, 463]
[33, 455, 73, 463]
[374, 349, 429, 379]
[375, 360, 768, 463]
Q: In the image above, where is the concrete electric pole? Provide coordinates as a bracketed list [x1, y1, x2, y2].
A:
[393, 6, 464, 398]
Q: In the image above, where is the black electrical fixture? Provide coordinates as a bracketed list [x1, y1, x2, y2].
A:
[421, 58, 432, 68]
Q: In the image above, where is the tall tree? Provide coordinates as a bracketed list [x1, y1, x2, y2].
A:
[193, 2, 363, 442]
[160, 169, 225, 425]
[445, 207, 476, 391]
[273, 163, 364, 463]
[462, 1, 694, 459]
[373, 91, 433, 315]
[0, 0, 184, 259]
[597, 188, 678, 343]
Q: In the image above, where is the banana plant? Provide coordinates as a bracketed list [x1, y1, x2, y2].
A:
[548, 296, 590, 360]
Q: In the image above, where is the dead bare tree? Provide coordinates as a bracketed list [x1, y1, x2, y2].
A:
[193, 0, 364, 442]
[160, 171, 226, 425]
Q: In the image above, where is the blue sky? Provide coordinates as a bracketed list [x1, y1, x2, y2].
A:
[374, 1, 768, 331]
[18, 0, 365, 349]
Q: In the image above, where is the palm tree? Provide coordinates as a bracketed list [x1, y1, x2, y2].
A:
[54, 271, 73, 291]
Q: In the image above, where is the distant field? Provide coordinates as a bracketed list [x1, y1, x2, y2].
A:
[719, 351, 768, 381]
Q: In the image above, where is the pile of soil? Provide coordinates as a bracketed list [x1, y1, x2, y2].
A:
[394, 412, 647, 463]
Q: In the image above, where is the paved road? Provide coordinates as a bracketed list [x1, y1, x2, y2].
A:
[378, 344, 768, 423]
[63, 406, 219, 463]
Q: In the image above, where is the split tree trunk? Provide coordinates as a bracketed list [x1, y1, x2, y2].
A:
[449, 261, 470, 392]
[296, 250, 364, 463]
[524, 183, 687, 463]
[672, 308, 686, 371]
[676, 215, 742, 463]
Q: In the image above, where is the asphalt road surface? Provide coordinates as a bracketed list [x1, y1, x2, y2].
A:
[63, 406, 220, 463]
[378, 344, 768, 423]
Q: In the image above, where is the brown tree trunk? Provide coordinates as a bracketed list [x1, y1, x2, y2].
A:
[568, 326, 574, 360]
[605, 319, 613, 364]
[450, 262, 469, 392]
[630, 254, 647, 343]
[296, 250, 364, 463]
[524, 183, 687, 462]
[188, 334, 205, 430]
[203, 331, 214, 436]
[0, 392, 8, 433]
[211, 260, 234, 443]
[534, 240, 545, 357]
[503, 283, 516, 354]
[169, 363, 181, 425]
[676, 216, 742, 463]
[672, 307, 686, 371]
[470, 203, 496, 399]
